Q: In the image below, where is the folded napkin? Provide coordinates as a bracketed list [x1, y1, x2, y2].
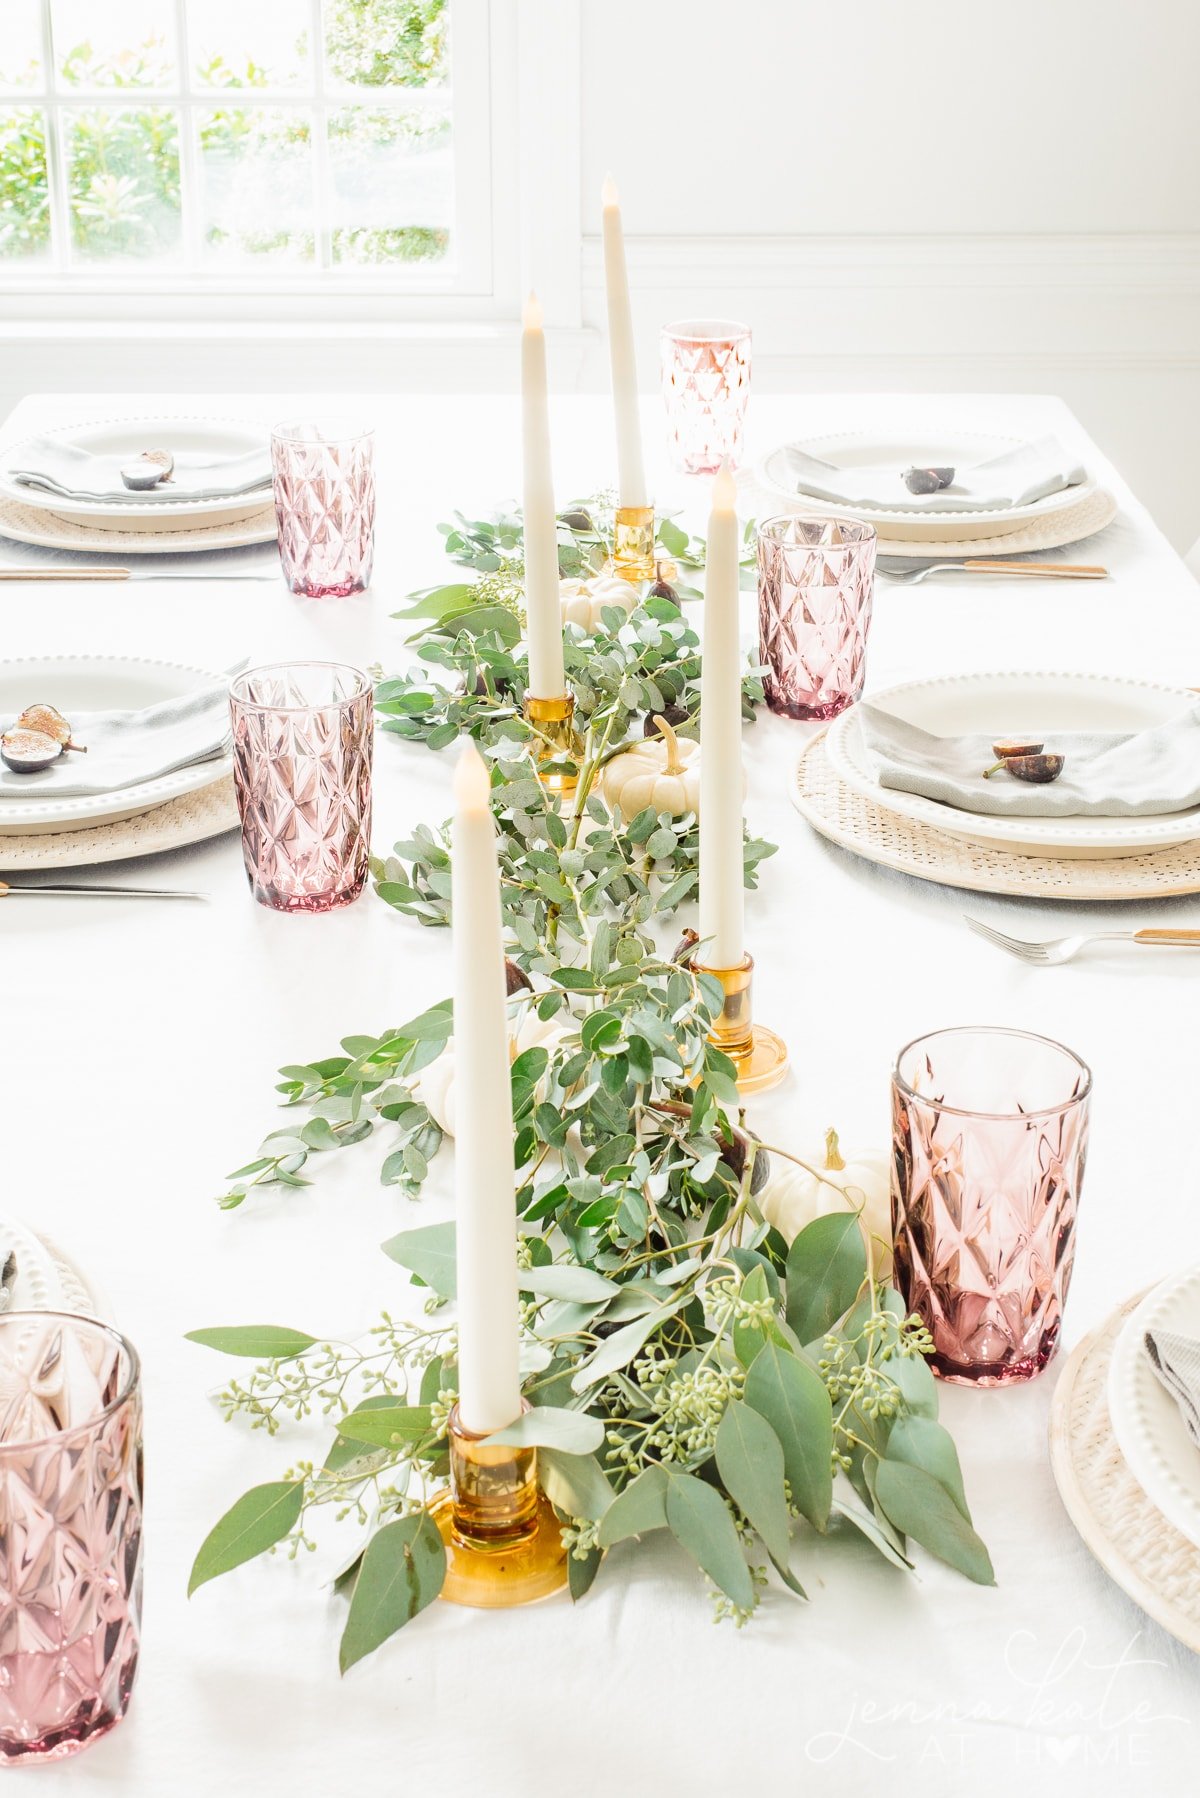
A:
[855, 701, 1200, 819]
[9, 437, 272, 505]
[1144, 1329, 1200, 1446]
[0, 681, 233, 797]
[783, 435, 1087, 514]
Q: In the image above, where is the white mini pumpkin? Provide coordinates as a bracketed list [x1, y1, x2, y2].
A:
[759, 1128, 892, 1277]
[599, 715, 701, 818]
[559, 573, 638, 633]
[419, 1008, 568, 1137]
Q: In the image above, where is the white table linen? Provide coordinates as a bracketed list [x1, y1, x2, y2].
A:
[3, 391, 1198, 1798]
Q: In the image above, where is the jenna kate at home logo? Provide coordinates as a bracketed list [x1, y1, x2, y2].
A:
[804, 1627, 1193, 1768]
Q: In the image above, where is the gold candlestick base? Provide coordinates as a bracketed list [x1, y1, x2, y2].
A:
[523, 692, 583, 798]
[612, 503, 656, 583]
[694, 953, 790, 1095]
[431, 1404, 568, 1608]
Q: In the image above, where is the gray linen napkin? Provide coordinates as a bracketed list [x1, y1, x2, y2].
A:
[783, 434, 1087, 514]
[855, 700, 1200, 819]
[0, 682, 233, 797]
[1144, 1330, 1200, 1446]
[10, 438, 271, 505]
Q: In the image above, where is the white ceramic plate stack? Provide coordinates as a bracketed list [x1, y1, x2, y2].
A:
[0, 416, 278, 555]
[750, 429, 1117, 558]
[825, 671, 1200, 863]
[0, 655, 238, 870]
[1049, 1273, 1200, 1653]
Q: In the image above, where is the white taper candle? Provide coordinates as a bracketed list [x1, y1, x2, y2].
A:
[451, 742, 523, 1434]
[521, 292, 566, 699]
[698, 461, 745, 968]
[601, 176, 648, 509]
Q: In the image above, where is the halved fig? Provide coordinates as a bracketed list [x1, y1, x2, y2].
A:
[1, 729, 63, 773]
[15, 704, 86, 753]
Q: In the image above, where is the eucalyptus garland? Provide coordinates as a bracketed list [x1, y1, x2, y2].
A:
[189, 503, 993, 1673]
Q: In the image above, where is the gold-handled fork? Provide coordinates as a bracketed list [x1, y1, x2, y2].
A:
[877, 556, 1108, 584]
[965, 915, 1200, 966]
[0, 881, 207, 900]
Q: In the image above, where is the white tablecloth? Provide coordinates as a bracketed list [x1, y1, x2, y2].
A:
[4, 392, 1198, 1796]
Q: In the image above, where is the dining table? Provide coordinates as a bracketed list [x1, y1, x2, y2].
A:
[3, 389, 1198, 1796]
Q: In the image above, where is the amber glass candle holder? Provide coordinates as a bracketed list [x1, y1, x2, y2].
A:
[612, 503, 656, 583]
[694, 953, 789, 1094]
[523, 692, 583, 797]
[430, 1404, 568, 1608]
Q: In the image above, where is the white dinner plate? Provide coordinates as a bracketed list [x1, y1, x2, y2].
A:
[0, 655, 233, 834]
[0, 495, 277, 555]
[754, 430, 1098, 543]
[0, 416, 272, 531]
[827, 672, 1200, 860]
[1108, 1265, 1200, 1551]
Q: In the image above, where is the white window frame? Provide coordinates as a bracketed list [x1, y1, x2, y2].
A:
[0, 0, 502, 302]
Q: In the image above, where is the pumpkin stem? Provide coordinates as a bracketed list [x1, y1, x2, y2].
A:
[652, 713, 684, 776]
[824, 1127, 846, 1171]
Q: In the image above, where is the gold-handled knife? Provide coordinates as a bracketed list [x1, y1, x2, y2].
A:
[0, 881, 207, 898]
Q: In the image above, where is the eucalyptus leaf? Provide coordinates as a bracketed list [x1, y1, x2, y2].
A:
[338, 1513, 446, 1673]
[185, 1325, 317, 1360]
[873, 1460, 995, 1585]
[539, 1447, 615, 1521]
[381, 1221, 457, 1297]
[597, 1465, 668, 1546]
[664, 1473, 754, 1610]
[785, 1212, 868, 1344]
[714, 1400, 792, 1567]
[487, 1407, 604, 1454]
[189, 1481, 304, 1596]
[743, 1340, 833, 1531]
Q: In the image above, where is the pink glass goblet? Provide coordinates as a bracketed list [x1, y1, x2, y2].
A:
[660, 319, 752, 475]
[271, 418, 375, 597]
[757, 514, 876, 720]
[0, 1312, 143, 1765]
[229, 661, 374, 913]
[891, 1027, 1092, 1386]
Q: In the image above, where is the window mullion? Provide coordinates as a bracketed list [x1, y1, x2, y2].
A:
[174, 0, 203, 274]
[39, 0, 69, 274]
[310, 0, 333, 273]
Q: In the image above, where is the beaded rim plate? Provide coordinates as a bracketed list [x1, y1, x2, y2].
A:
[1108, 1266, 1200, 1550]
[826, 671, 1200, 859]
[738, 471, 1117, 559]
[0, 415, 271, 527]
[0, 495, 276, 555]
[755, 429, 1100, 540]
[0, 655, 234, 832]
[791, 730, 1200, 900]
[1049, 1291, 1200, 1654]
[0, 775, 238, 869]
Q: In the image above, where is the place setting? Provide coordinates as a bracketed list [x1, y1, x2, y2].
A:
[0, 152, 1197, 1793]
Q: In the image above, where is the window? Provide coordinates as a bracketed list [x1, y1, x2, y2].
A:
[0, 0, 493, 291]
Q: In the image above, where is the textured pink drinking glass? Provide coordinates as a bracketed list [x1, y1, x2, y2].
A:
[757, 515, 876, 720]
[271, 419, 375, 597]
[660, 318, 752, 474]
[0, 1312, 143, 1764]
[230, 661, 374, 913]
[891, 1027, 1092, 1386]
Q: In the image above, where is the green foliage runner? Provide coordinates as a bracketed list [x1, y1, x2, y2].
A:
[191, 501, 993, 1671]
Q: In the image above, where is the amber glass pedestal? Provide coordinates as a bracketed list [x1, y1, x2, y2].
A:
[612, 504, 656, 583]
[694, 953, 789, 1095]
[523, 693, 583, 799]
[431, 1405, 568, 1608]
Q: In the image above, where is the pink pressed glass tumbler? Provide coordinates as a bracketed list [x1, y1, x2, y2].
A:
[660, 319, 752, 474]
[0, 1312, 143, 1764]
[230, 661, 374, 913]
[271, 419, 375, 597]
[757, 515, 876, 720]
[891, 1027, 1092, 1386]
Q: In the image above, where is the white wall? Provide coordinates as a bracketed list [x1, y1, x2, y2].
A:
[1, 0, 1197, 550]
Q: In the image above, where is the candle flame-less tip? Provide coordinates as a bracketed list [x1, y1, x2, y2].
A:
[454, 740, 491, 814]
[711, 459, 737, 513]
[601, 173, 619, 209]
[522, 290, 543, 332]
